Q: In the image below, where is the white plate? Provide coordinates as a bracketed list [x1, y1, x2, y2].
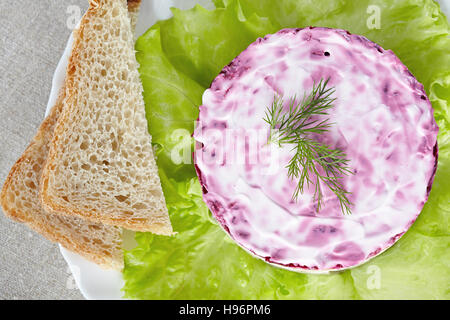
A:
[47, 0, 213, 300]
[49, 0, 449, 300]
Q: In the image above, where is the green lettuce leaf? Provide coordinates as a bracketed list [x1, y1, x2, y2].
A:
[123, 0, 450, 299]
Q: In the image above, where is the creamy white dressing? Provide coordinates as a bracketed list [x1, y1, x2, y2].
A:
[194, 28, 438, 271]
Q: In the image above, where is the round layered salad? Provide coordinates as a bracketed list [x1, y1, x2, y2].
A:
[193, 27, 438, 271]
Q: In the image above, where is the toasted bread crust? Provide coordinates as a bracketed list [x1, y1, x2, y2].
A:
[127, 0, 141, 10]
[0, 86, 64, 223]
[1, 85, 123, 270]
[0, 0, 143, 270]
[40, 0, 173, 234]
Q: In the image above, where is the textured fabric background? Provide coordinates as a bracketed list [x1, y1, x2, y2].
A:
[0, 0, 88, 300]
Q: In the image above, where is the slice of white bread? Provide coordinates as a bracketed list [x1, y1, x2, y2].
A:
[40, 0, 173, 234]
[0, 0, 142, 270]
[0, 86, 123, 269]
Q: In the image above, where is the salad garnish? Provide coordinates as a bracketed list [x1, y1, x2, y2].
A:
[263, 78, 353, 215]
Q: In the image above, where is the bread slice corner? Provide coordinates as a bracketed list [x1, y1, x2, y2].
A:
[0, 0, 144, 270]
[0, 85, 124, 270]
[40, 0, 173, 235]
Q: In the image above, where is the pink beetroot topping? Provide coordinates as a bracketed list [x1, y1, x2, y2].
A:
[194, 27, 438, 271]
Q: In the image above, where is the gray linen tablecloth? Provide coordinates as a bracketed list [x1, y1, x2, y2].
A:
[0, 0, 88, 300]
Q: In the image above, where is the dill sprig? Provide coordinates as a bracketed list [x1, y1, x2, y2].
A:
[263, 78, 353, 215]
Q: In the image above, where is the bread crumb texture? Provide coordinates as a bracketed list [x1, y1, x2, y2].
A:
[0, 0, 147, 270]
[0, 86, 123, 270]
[41, 0, 172, 234]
